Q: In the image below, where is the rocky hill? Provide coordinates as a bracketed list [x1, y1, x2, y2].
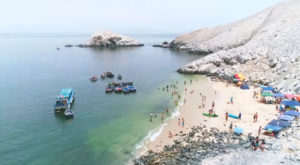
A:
[86, 31, 143, 47]
[174, 0, 300, 93]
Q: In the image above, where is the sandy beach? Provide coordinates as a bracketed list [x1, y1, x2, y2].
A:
[144, 77, 277, 153]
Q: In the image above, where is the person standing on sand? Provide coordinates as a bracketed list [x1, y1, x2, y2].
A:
[184, 99, 186, 104]
[182, 118, 184, 127]
[253, 112, 258, 122]
[229, 122, 233, 131]
[178, 118, 181, 126]
[253, 91, 256, 99]
[239, 112, 241, 119]
[212, 101, 215, 108]
[230, 97, 234, 104]
[225, 112, 228, 122]
[168, 131, 173, 138]
[258, 126, 262, 135]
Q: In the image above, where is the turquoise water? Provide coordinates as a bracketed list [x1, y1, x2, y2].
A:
[0, 33, 201, 165]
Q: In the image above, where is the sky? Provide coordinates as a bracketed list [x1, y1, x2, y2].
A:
[0, 0, 282, 33]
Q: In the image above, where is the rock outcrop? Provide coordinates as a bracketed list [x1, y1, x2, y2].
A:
[175, 0, 300, 93]
[85, 31, 143, 47]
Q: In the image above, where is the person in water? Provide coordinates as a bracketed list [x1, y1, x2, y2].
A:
[166, 108, 169, 113]
[161, 112, 164, 123]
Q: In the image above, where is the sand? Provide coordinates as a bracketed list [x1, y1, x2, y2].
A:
[144, 77, 277, 153]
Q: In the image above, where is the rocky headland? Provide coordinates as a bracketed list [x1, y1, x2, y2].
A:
[173, 0, 300, 93]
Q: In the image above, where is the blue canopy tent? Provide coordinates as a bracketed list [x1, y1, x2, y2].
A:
[284, 110, 300, 117]
[234, 127, 244, 135]
[268, 119, 292, 128]
[264, 124, 283, 132]
[240, 84, 250, 90]
[273, 93, 285, 98]
[261, 86, 273, 91]
[278, 115, 295, 121]
[281, 101, 300, 106]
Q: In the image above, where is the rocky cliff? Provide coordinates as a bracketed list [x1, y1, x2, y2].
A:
[86, 31, 143, 47]
[174, 0, 300, 93]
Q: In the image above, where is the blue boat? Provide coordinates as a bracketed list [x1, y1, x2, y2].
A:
[54, 88, 75, 111]
[127, 86, 136, 93]
[122, 87, 129, 94]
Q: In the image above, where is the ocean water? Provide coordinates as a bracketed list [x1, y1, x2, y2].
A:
[0, 33, 202, 165]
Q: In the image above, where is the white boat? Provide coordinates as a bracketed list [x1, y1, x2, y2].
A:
[64, 109, 74, 118]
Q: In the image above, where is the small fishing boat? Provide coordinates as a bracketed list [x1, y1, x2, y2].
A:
[118, 74, 122, 80]
[127, 86, 136, 93]
[105, 86, 114, 93]
[122, 87, 129, 94]
[64, 109, 74, 118]
[101, 74, 106, 79]
[114, 86, 122, 93]
[122, 82, 133, 86]
[54, 88, 75, 111]
[89, 76, 98, 82]
[106, 72, 114, 78]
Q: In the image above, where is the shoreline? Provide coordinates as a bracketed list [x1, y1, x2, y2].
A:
[133, 76, 300, 164]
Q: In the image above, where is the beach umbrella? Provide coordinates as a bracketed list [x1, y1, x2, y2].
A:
[284, 110, 300, 117]
[264, 124, 283, 132]
[295, 95, 300, 102]
[285, 94, 295, 98]
[261, 92, 273, 97]
[261, 86, 273, 91]
[272, 93, 285, 98]
[233, 127, 244, 135]
[281, 100, 300, 106]
[268, 119, 292, 128]
[278, 115, 295, 121]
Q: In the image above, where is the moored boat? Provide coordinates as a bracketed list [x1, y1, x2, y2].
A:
[118, 74, 122, 80]
[64, 109, 74, 118]
[122, 87, 129, 94]
[105, 86, 114, 93]
[101, 74, 106, 79]
[106, 72, 114, 78]
[114, 86, 122, 93]
[54, 88, 75, 111]
[89, 76, 98, 81]
[127, 86, 136, 93]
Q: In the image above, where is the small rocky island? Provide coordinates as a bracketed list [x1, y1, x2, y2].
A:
[77, 31, 144, 48]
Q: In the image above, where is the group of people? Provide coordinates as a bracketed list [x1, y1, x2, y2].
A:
[149, 108, 169, 123]
[250, 136, 265, 151]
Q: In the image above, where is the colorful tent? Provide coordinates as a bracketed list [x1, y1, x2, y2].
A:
[281, 100, 300, 106]
[268, 119, 292, 128]
[284, 110, 300, 117]
[261, 86, 273, 91]
[261, 92, 273, 97]
[278, 115, 295, 121]
[234, 127, 244, 135]
[264, 124, 283, 132]
[240, 84, 250, 90]
[285, 94, 295, 98]
[273, 93, 285, 98]
[234, 73, 246, 80]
